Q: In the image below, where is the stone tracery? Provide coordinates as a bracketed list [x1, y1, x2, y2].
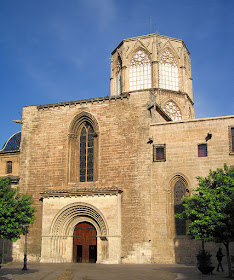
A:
[129, 49, 151, 90]
[163, 101, 182, 121]
[159, 49, 179, 91]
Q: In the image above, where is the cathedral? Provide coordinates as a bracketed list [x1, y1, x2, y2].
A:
[0, 33, 233, 264]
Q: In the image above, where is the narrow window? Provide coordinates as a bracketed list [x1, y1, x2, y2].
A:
[153, 144, 166, 162]
[115, 58, 122, 95]
[159, 49, 179, 91]
[174, 180, 186, 235]
[129, 49, 151, 91]
[198, 144, 207, 157]
[80, 124, 94, 182]
[6, 161, 12, 174]
[231, 127, 234, 153]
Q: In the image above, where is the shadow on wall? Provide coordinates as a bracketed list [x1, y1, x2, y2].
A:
[174, 238, 234, 266]
[0, 239, 13, 264]
[174, 238, 201, 264]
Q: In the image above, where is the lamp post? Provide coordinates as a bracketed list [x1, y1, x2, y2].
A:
[22, 224, 29, 270]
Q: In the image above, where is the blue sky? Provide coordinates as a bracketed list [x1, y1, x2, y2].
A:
[0, 0, 233, 148]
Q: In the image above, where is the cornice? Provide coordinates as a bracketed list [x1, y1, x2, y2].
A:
[111, 33, 189, 55]
[40, 186, 123, 199]
[150, 115, 234, 127]
[0, 150, 20, 155]
[37, 94, 130, 110]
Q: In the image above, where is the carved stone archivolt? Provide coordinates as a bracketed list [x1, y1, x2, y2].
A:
[50, 202, 108, 236]
[69, 111, 100, 135]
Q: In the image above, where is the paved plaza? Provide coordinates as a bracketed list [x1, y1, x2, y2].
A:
[0, 263, 231, 280]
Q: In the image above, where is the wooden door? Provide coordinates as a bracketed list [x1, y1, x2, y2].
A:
[73, 222, 97, 263]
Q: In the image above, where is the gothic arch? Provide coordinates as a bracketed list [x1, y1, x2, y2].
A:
[158, 46, 179, 91]
[128, 46, 151, 62]
[167, 173, 190, 238]
[158, 40, 180, 64]
[128, 48, 152, 91]
[168, 173, 189, 189]
[68, 111, 99, 183]
[50, 202, 108, 237]
[69, 111, 99, 136]
[126, 38, 152, 62]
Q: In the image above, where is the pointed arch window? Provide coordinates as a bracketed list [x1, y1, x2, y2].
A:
[230, 127, 234, 153]
[115, 58, 122, 95]
[68, 112, 99, 184]
[163, 101, 182, 121]
[159, 49, 179, 91]
[174, 180, 186, 235]
[129, 49, 151, 91]
[80, 123, 94, 182]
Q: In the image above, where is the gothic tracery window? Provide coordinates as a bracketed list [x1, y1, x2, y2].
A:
[80, 123, 94, 182]
[163, 101, 182, 121]
[68, 112, 98, 184]
[129, 49, 151, 91]
[174, 180, 186, 235]
[159, 49, 179, 91]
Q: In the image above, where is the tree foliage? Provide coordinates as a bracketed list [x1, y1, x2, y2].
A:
[176, 164, 234, 277]
[0, 178, 35, 241]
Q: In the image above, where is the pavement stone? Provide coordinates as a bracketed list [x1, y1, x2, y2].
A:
[0, 262, 232, 280]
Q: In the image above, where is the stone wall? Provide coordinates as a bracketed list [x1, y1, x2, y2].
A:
[150, 115, 234, 263]
[16, 91, 154, 262]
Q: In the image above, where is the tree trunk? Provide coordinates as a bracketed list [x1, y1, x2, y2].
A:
[223, 242, 233, 278]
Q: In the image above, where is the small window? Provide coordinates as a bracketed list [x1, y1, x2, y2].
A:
[153, 144, 166, 162]
[198, 144, 207, 157]
[6, 161, 12, 174]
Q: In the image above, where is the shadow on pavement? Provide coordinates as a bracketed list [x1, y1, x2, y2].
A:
[0, 267, 39, 280]
[155, 265, 232, 280]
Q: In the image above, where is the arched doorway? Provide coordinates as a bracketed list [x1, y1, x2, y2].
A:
[73, 222, 97, 263]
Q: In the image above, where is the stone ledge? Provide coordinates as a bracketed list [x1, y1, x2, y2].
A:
[40, 186, 123, 199]
[151, 114, 234, 126]
[37, 94, 130, 110]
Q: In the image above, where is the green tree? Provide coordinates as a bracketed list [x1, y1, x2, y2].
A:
[176, 164, 234, 277]
[0, 178, 35, 241]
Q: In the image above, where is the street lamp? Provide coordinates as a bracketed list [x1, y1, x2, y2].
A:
[22, 224, 29, 271]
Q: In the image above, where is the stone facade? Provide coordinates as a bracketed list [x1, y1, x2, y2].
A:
[0, 33, 233, 264]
